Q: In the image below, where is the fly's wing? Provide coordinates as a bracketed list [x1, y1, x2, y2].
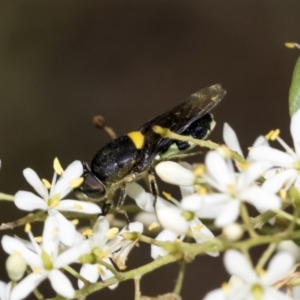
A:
[135, 84, 226, 172]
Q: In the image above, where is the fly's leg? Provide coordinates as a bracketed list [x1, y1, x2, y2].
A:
[116, 183, 130, 226]
[100, 199, 112, 216]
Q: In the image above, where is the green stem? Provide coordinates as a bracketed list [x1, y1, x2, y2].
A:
[240, 203, 257, 238]
[0, 193, 14, 201]
[134, 276, 142, 300]
[255, 243, 276, 272]
[63, 265, 89, 285]
[173, 262, 186, 295]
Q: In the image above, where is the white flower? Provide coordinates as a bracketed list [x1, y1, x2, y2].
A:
[223, 122, 268, 160]
[204, 250, 294, 300]
[78, 216, 143, 290]
[14, 159, 101, 246]
[126, 183, 218, 258]
[199, 151, 281, 226]
[249, 109, 300, 191]
[2, 216, 86, 300]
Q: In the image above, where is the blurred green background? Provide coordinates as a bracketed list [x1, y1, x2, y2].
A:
[0, 1, 300, 299]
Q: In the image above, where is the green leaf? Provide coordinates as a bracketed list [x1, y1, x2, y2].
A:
[289, 56, 300, 116]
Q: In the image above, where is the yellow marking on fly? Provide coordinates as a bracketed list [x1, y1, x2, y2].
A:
[127, 131, 145, 149]
[53, 157, 64, 175]
[25, 223, 31, 233]
[69, 177, 84, 188]
[162, 191, 172, 201]
[149, 222, 159, 231]
[42, 178, 51, 189]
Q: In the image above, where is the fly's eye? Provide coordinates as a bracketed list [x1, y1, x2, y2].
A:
[76, 163, 106, 200]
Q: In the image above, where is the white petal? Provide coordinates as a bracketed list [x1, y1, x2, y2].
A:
[155, 161, 195, 186]
[23, 168, 48, 199]
[223, 123, 244, 157]
[252, 135, 269, 147]
[249, 146, 295, 168]
[277, 241, 300, 261]
[203, 288, 226, 300]
[10, 273, 46, 300]
[205, 151, 235, 190]
[291, 109, 300, 156]
[1, 235, 42, 268]
[126, 182, 171, 212]
[263, 288, 291, 300]
[55, 240, 90, 269]
[51, 161, 83, 199]
[262, 169, 297, 193]
[78, 264, 99, 288]
[215, 200, 240, 227]
[241, 186, 281, 213]
[14, 191, 47, 211]
[49, 269, 75, 299]
[237, 162, 272, 190]
[151, 229, 177, 259]
[156, 206, 189, 235]
[134, 212, 157, 227]
[0, 281, 9, 300]
[91, 216, 109, 248]
[42, 216, 59, 259]
[224, 250, 257, 283]
[189, 218, 218, 257]
[180, 194, 203, 212]
[49, 210, 76, 247]
[178, 162, 195, 197]
[99, 258, 118, 290]
[56, 200, 101, 214]
[262, 252, 294, 285]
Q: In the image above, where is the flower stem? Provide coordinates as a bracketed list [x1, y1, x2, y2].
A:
[173, 262, 186, 295]
[0, 193, 14, 201]
[255, 243, 276, 272]
[63, 265, 89, 284]
[240, 203, 257, 238]
[134, 276, 142, 300]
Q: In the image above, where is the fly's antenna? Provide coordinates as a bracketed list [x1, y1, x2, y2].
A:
[92, 115, 118, 140]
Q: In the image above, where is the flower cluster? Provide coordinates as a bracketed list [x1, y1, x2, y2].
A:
[2, 103, 300, 299]
[0, 158, 143, 300]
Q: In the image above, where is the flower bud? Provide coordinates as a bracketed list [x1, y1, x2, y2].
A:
[6, 254, 26, 281]
[155, 161, 195, 186]
[223, 223, 243, 241]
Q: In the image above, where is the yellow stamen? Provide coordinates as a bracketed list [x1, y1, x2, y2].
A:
[74, 203, 83, 210]
[227, 184, 235, 197]
[69, 177, 84, 188]
[48, 194, 60, 208]
[32, 267, 41, 274]
[53, 157, 64, 175]
[175, 238, 181, 243]
[106, 227, 119, 239]
[235, 161, 249, 170]
[193, 224, 204, 231]
[97, 265, 105, 275]
[82, 228, 93, 237]
[25, 223, 31, 233]
[42, 178, 51, 189]
[270, 129, 280, 141]
[127, 131, 145, 149]
[193, 164, 206, 176]
[162, 191, 172, 201]
[34, 236, 42, 243]
[257, 268, 266, 277]
[71, 219, 79, 225]
[97, 249, 110, 259]
[196, 186, 207, 195]
[285, 42, 296, 49]
[148, 222, 159, 231]
[265, 130, 274, 140]
[279, 189, 287, 200]
[221, 282, 230, 296]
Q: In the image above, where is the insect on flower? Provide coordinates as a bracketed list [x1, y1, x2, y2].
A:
[76, 84, 226, 218]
